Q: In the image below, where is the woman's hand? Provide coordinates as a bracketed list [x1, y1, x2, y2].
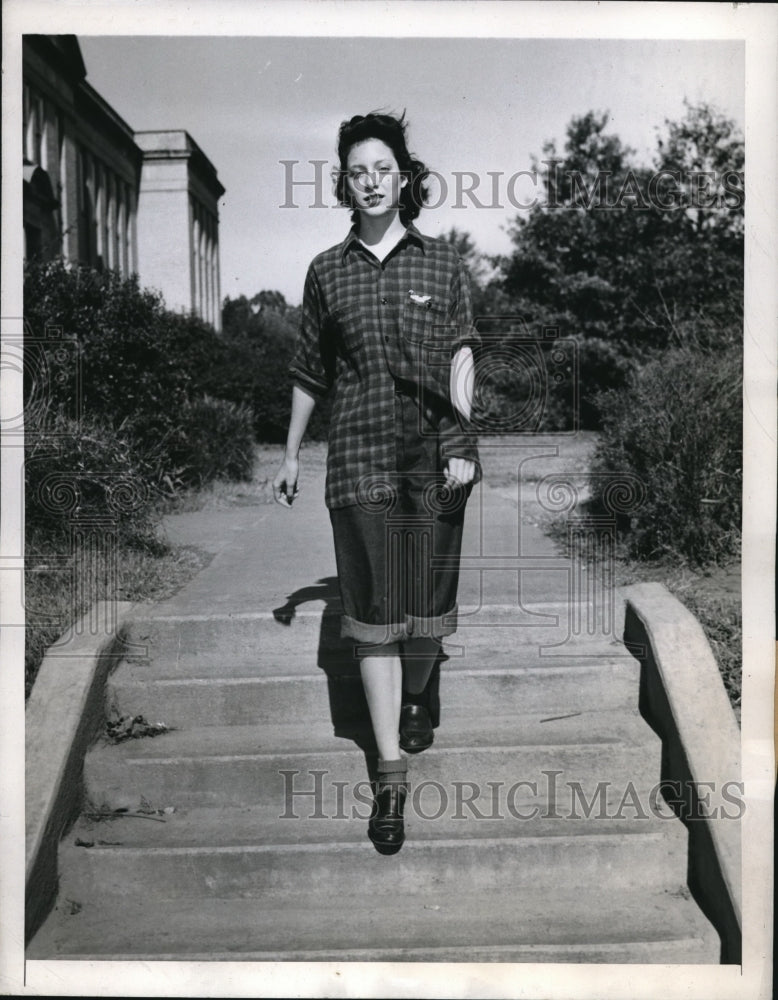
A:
[444, 457, 475, 489]
[273, 455, 300, 507]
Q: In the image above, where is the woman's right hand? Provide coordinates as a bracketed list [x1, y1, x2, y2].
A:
[273, 455, 300, 507]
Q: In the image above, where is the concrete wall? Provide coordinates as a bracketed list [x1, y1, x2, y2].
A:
[136, 157, 192, 315]
[135, 131, 223, 331]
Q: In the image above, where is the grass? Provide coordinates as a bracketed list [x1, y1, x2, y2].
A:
[478, 431, 601, 486]
[159, 440, 327, 513]
[24, 537, 213, 698]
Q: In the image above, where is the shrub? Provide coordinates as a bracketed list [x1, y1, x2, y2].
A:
[22, 264, 263, 696]
[166, 395, 256, 486]
[469, 297, 638, 432]
[24, 407, 163, 695]
[23, 258, 260, 486]
[202, 322, 332, 444]
[233, 326, 295, 444]
[574, 336, 636, 428]
[589, 346, 742, 564]
[24, 259, 189, 430]
[242, 320, 332, 442]
[25, 407, 159, 550]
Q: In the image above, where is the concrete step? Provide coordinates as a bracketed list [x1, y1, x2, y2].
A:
[27, 885, 721, 963]
[63, 798, 681, 849]
[106, 658, 641, 729]
[83, 733, 663, 813]
[54, 819, 689, 903]
[89, 706, 653, 757]
[121, 603, 629, 679]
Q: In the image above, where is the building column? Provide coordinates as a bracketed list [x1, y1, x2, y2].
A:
[206, 213, 214, 327]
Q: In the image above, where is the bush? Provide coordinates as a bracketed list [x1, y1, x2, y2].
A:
[24, 260, 190, 432]
[589, 346, 742, 564]
[23, 407, 164, 696]
[574, 336, 636, 428]
[22, 263, 265, 697]
[23, 258, 259, 486]
[469, 299, 639, 432]
[228, 325, 296, 444]
[203, 318, 332, 444]
[166, 395, 256, 486]
[25, 407, 159, 550]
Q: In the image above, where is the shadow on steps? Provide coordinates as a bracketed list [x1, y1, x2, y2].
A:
[272, 574, 442, 777]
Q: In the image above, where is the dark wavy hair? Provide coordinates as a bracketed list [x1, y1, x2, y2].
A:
[334, 111, 430, 225]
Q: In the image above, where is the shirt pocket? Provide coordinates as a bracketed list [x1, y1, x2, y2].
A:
[401, 297, 450, 347]
[401, 298, 453, 399]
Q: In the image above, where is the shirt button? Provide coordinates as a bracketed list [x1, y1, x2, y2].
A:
[380, 297, 388, 305]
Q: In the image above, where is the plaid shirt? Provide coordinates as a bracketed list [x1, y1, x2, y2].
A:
[289, 224, 481, 509]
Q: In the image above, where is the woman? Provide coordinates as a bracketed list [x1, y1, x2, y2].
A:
[273, 111, 480, 854]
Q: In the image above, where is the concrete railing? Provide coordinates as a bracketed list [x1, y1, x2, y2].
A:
[622, 582, 742, 964]
[25, 601, 134, 942]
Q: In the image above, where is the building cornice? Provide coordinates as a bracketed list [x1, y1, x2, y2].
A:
[135, 130, 225, 200]
[76, 80, 141, 159]
[23, 35, 87, 84]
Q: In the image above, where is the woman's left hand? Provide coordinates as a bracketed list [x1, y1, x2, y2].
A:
[444, 457, 476, 489]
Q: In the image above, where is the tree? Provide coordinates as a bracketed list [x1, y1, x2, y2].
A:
[440, 226, 508, 320]
[644, 101, 744, 345]
[491, 104, 744, 425]
[218, 289, 329, 442]
[253, 289, 289, 314]
[222, 291, 299, 343]
[654, 100, 744, 235]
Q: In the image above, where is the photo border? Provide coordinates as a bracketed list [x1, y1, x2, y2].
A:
[2, 2, 774, 997]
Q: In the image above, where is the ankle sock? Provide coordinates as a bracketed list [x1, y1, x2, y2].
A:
[377, 757, 408, 786]
[402, 686, 426, 706]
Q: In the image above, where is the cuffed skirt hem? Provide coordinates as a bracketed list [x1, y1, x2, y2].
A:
[341, 605, 459, 645]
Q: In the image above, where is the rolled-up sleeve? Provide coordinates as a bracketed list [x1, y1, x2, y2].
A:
[288, 265, 335, 398]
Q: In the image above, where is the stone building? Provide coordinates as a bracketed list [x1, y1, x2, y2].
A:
[22, 34, 224, 331]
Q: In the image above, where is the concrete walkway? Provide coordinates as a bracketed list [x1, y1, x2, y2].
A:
[27, 444, 722, 963]
[154, 447, 569, 615]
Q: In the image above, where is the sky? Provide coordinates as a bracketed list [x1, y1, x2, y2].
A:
[77, 35, 745, 306]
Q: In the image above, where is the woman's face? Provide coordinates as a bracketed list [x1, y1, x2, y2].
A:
[345, 138, 407, 218]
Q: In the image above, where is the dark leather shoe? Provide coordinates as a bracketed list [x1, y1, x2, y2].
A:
[368, 782, 406, 854]
[399, 703, 434, 754]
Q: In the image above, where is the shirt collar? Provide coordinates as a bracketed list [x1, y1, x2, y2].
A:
[340, 221, 428, 261]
